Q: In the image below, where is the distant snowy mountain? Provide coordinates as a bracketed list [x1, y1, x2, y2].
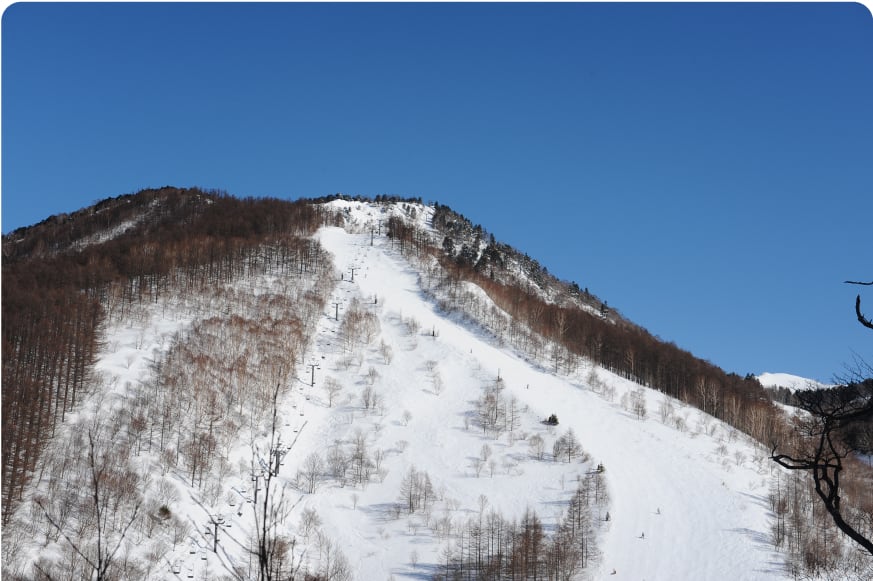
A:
[757, 372, 830, 392]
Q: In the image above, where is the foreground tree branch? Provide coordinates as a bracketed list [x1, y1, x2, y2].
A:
[771, 280, 873, 556]
[855, 295, 873, 330]
[846, 281, 873, 330]
[771, 387, 873, 555]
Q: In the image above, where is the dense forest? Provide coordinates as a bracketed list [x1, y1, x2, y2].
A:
[2, 188, 327, 522]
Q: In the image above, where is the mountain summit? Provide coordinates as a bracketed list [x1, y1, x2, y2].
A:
[3, 189, 870, 580]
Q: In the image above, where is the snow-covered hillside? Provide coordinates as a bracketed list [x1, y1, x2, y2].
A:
[758, 372, 830, 392]
[311, 224, 788, 580]
[6, 202, 794, 580]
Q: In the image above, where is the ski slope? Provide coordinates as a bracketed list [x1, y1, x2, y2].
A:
[311, 223, 789, 580]
[11, 205, 791, 581]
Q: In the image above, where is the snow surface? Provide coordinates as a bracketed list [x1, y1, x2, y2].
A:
[311, 226, 788, 580]
[14, 203, 793, 580]
[757, 372, 830, 392]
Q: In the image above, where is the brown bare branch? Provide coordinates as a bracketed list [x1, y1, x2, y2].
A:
[35, 498, 99, 574]
[771, 379, 873, 556]
[855, 294, 873, 330]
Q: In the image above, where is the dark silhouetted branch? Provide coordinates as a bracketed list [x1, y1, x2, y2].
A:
[855, 295, 873, 330]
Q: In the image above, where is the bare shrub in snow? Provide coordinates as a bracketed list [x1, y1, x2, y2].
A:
[659, 397, 675, 424]
[402, 315, 421, 336]
[323, 376, 343, 407]
[315, 531, 352, 581]
[529, 434, 546, 460]
[298, 452, 324, 494]
[379, 340, 394, 365]
[432, 370, 444, 395]
[340, 298, 380, 351]
[299, 507, 321, 539]
[361, 384, 380, 413]
[397, 466, 436, 514]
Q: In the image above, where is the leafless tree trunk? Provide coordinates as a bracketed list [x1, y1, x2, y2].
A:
[37, 429, 141, 581]
[845, 280, 873, 330]
[771, 383, 873, 555]
[252, 382, 303, 581]
[771, 280, 873, 556]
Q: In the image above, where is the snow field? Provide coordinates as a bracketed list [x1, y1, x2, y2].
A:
[288, 226, 603, 579]
[9, 200, 792, 581]
[311, 224, 789, 580]
[757, 372, 830, 392]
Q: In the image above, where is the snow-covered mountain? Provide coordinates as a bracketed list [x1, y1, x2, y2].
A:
[757, 372, 830, 393]
[3, 193, 870, 581]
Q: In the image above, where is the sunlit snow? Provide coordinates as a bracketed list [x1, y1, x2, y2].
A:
[13, 201, 792, 580]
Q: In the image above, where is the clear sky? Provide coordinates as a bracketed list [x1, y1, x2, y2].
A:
[3, 2, 872, 383]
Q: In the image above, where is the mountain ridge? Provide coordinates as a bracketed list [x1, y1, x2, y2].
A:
[3, 188, 871, 580]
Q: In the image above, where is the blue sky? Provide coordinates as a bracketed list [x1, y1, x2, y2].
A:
[3, 2, 871, 382]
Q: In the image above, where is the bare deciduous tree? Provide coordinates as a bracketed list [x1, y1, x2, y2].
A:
[361, 384, 378, 412]
[529, 434, 546, 460]
[252, 382, 304, 581]
[771, 280, 873, 556]
[379, 340, 394, 365]
[323, 376, 343, 407]
[299, 452, 324, 494]
[316, 531, 352, 581]
[771, 381, 873, 556]
[37, 429, 142, 581]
